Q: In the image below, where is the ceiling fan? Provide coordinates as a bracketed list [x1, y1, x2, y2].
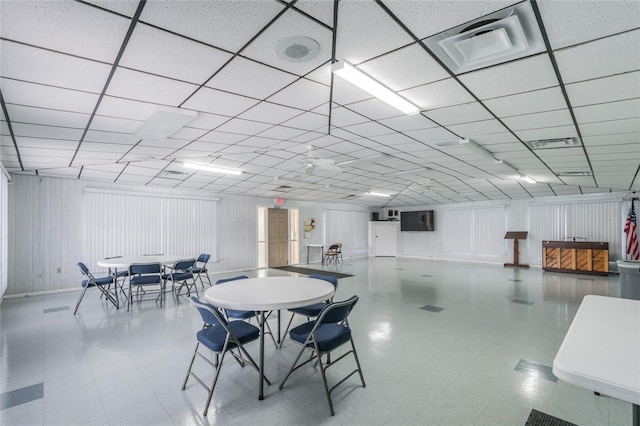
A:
[301, 145, 343, 175]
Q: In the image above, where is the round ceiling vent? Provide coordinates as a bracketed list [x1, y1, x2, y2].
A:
[275, 36, 320, 63]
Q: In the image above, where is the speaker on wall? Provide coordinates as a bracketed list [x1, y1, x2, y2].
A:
[372, 212, 379, 221]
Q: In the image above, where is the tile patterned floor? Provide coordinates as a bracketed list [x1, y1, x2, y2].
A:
[0, 257, 632, 425]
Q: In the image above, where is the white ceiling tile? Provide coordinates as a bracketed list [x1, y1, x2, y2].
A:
[1, 79, 99, 114]
[342, 121, 393, 138]
[459, 54, 559, 100]
[181, 87, 259, 117]
[120, 23, 233, 84]
[378, 114, 438, 132]
[580, 118, 640, 137]
[238, 102, 303, 125]
[447, 119, 509, 138]
[12, 123, 83, 140]
[346, 98, 406, 121]
[483, 87, 567, 118]
[206, 56, 298, 99]
[295, 0, 334, 28]
[83, 130, 136, 145]
[404, 127, 456, 144]
[215, 119, 273, 136]
[107, 68, 198, 105]
[198, 131, 248, 144]
[331, 78, 374, 106]
[0, 0, 130, 62]
[335, 1, 414, 64]
[401, 78, 475, 110]
[83, 1, 141, 17]
[96, 96, 159, 121]
[424, 102, 494, 126]
[5, 105, 89, 129]
[565, 72, 640, 107]
[583, 132, 639, 147]
[574, 99, 640, 124]
[241, 9, 332, 76]
[1, 41, 112, 93]
[281, 112, 328, 131]
[90, 115, 142, 133]
[385, 1, 517, 40]
[359, 44, 450, 91]
[79, 142, 130, 153]
[37, 167, 82, 178]
[555, 30, 640, 84]
[267, 78, 330, 111]
[185, 113, 230, 131]
[502, 109, 573, 131]
[257, 126, 306, 141]
[140, 1, 284, 52]
[537, 0, 640, 49]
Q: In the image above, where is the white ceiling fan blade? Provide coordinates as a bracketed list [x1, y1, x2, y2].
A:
[305, 164, 316, 175]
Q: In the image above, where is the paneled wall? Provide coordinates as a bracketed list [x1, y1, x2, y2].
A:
[6, 175, 372, 295]
[395, 193, 626, 266]
[1, 169, 8, 297]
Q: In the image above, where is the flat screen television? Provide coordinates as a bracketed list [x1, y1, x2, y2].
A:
[400, 210, 434, 231]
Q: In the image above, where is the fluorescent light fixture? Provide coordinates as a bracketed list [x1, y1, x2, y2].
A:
[519, 175, 536, 184]
[367, 192, 391, 197]
[458, 138, 495, 159]
[134, 107, 197, 141]
[183, 162, 242, 175]
[331, 60, 420, 115]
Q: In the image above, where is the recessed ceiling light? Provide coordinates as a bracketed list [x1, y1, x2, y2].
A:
[556, 171, 593, 177]
[275, 36, 320, 63]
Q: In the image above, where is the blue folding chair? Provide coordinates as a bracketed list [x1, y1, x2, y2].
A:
[127, 262, 164, 311]
[73, 262, 119, 314]
[279, 274, 338, 348]
[193, 253, 212, 289]
[182, 297, 270, 416]
[279, 295, 365, 416]
[163, 258, 197, 298]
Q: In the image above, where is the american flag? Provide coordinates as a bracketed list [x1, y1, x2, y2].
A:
[624, 203, 639, 260]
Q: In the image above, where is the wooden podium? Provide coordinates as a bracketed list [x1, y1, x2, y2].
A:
[505, 231, 529, 268]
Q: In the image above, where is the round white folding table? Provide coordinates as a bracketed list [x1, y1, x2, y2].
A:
[204, 276, 335, 400]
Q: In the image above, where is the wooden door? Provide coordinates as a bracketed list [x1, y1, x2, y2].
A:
[268, 208, 289, 267]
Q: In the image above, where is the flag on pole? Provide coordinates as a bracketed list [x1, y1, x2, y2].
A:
[624, 202, 639, 260]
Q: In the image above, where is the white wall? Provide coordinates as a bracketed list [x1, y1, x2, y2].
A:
[6, 174, 371, 295]
[1, 168, 8, 298]
[393, 194, 627, 266]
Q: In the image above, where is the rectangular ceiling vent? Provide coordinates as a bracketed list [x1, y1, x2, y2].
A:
[525, 137, 580, 149]
[160, 170, 189, 179]
[556, 171, 593, 177]
[423, 1, 545, 74]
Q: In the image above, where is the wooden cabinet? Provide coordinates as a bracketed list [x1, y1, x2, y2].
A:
[542, 241, 609, 275]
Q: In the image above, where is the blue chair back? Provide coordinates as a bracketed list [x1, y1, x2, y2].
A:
[197, 253, 210, 264]
[307, 274, 338, 289]
[216, 275, 249, 285]
[317, 295, 358, 324]
[190, 297, 227, 327]
[174, 259, 195, 271]
[77, 262, 90, 276]
[130, 263, 162, 275]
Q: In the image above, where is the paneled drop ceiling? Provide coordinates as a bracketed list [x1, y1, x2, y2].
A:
[1, 0, 638, 207]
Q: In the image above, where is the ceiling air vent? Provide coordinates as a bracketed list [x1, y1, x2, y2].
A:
[160, 170, 189, 179]
[273, 185, 293, 192]
[525, 137, 581, 149]
[423, 1, 545, 74]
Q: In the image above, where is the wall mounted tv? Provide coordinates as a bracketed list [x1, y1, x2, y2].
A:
[400, 210, 434, 231]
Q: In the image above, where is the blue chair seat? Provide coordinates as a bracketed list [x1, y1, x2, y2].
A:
[131, 275, 161, 286]
[288, 302, 327, 317]
[290, 322, 352, 352]
[162, 272, 193, 281]
[196, 320, 260, 352]
[81, 276, 114, 288]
